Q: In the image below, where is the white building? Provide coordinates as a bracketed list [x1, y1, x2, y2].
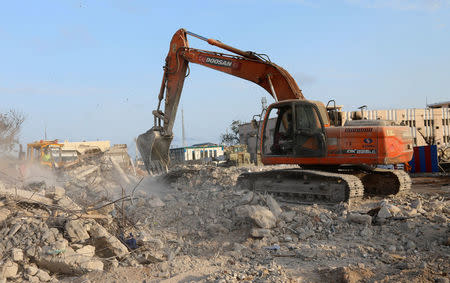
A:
[170, 143, 224, 163]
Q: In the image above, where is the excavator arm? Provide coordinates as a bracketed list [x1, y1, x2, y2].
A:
[137, 28, 304, 173]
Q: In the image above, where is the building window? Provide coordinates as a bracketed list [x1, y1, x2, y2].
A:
[192, 151, 195, 160]
[443, 119, 450, 126]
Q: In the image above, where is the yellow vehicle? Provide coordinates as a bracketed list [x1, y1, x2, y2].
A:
[224, 145, 251, 167]
[26, 140, 65, 168]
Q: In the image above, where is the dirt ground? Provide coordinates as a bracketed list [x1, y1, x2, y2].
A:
[411, 174, 450, 196]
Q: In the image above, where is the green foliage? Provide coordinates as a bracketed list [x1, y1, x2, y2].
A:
[220, 120, 241, 146]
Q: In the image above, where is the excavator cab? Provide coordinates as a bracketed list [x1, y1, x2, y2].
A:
[262, 100, 327, 158]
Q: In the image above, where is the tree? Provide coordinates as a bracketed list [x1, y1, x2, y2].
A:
[220, 120, 241, 145]
[0, 110, 25, 153]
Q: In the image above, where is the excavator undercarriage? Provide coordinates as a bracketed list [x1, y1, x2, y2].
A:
[237, 166, 411, 204]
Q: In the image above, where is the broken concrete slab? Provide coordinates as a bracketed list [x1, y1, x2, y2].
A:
[11, 248, 23, 262]
[25, 264, 39, 276]
[0, 208, 10, 223]
[79, 260, 104, 272]
[0, 186, 53, 206]
[0, 260, 18, 279]
[377, 206, 392, 219]
[347, 213, 372, 225]
[110, 157, 131, 184]
[235, 205, 277, 229]
[72, 165, 100, 180]
[36, 245, 102, 275]
[266, 195, 282, 217]
[75, 245, 95, 257]
[250, 228, 272, 238]
[65, 220, 90, 242]
[88, 221, 128, 257]
[36, 269, 52, 282]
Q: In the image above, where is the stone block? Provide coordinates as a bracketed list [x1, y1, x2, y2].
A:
[75, 245, 95, 257]
[266, 195, 282, 217]
[11, 248, 23, 262]
[0, 260, 18, 279]
[347, 213, 372, 225]
[250, 228, 272, 238]
[65, 220, 90, 242]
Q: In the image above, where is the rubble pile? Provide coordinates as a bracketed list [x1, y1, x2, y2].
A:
[0, 162, 449, 282]
[0, 182, 133, 281]
[161, 164, 252, 191]
[61, 151, 138, 207]
[121, 165, 449, 282]
[0, 152, 144, 282]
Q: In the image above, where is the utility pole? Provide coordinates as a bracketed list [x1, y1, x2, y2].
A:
[134, 137, 138, 161]
[44, 122, 47, 140]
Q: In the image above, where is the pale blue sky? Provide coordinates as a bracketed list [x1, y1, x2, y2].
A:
[1, 0, 449, 155]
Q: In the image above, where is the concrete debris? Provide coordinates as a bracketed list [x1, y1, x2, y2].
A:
[0, 161, 449, 282]
[75, 245, 96, 257]
[377, 206, 392, 219]
[0, 152, 141, 281]
[72, 165, 100, 180]
[45, 185, 65, 200]
[36, 244, 103, 274]
[36, 269, 52, 282]
[88, 221, 129, 257]
[207, 223, 229, 235]
[25, 264, 39, 276]
[240, 191, 254, 204]
[411, 199, 422, 209]
[248, 205, 277, 228]
[11, 248, 23, 262]
[281, 210, 296, 223]
[0, 186, 53, 206]
[0, 260, 18, 279]
[266, 195, 282, 217]
[235, 204, 277, 228]
[0, 208, 10, 223]
[147, 195, 165, 208]
[250, 228, 272, 238]
[65, 220, 90, 242]
[110, 157, 131, 185]
[347, 213, 372, 225]
[320, 266, 374, 283]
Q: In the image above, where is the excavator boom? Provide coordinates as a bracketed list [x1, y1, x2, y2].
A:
[138, 28, 304, 173]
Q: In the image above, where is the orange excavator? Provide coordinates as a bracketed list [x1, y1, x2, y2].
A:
[137, 29, 413, 203]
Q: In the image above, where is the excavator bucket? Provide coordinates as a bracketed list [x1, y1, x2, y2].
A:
[137, 129, 173, 175]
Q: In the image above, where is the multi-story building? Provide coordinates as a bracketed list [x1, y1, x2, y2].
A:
[343, 102, 450, 147]
[239, 102, 450, 163]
